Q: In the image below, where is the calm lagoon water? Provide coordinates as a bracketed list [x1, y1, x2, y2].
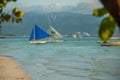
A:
[0, 37, 120, 80]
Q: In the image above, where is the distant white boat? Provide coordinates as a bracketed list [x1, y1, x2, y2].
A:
[72, 32, 81, 38]
[29, 24, 50, 44]
[83, 32, 90, 37]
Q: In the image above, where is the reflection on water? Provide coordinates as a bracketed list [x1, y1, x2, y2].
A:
[0, 37, 120, 80]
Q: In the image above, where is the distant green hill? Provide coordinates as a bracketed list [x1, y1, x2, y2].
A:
[2, 12, 101, 36]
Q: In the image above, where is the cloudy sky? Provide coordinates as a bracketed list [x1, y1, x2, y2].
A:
[7, 0, 102, 14]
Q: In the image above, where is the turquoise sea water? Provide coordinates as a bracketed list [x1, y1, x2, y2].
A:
[0, 37, 120, 80]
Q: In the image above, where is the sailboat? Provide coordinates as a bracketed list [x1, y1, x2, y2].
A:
[46, 15, 63, 42]
[47, 26, 64, 42]
[29, 24, 50, 44]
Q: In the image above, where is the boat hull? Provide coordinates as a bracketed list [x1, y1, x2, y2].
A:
[29, 40, 46, 44]
[0, 35, 6, 38]
[97, 41, 120, 46]
[47, 39, 64, 43]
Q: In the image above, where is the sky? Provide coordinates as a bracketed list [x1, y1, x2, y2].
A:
[13, 0, 100, 6]
[7, 0, 102, 14]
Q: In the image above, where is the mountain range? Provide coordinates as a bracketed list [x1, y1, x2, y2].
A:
[2, 11, 102, 36]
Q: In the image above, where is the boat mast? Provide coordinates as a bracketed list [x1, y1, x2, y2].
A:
[34, 25, 36, 40]
[48, 15, 51, 27]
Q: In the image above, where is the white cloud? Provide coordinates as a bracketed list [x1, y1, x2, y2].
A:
[43, 3, 63, 12]
[60, 2, 102, 14]
[5, 0, 102, 14]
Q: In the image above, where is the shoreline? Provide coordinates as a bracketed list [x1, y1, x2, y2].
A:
[0, 57, 32, 80]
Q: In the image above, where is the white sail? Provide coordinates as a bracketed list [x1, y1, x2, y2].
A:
[48, 26, 62, 39]
[47, 15, 63, 43]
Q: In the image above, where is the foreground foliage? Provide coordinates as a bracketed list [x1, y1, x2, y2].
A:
[93, 0, 120, 42]
[93, 7, 117, 42]
[0, 0, 24, 29]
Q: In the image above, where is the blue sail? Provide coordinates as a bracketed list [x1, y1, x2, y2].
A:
[29, 27, 34, 40]
[29, 24, 50, 41]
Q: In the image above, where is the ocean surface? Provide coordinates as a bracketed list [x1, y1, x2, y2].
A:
[0, 37, 120, 80]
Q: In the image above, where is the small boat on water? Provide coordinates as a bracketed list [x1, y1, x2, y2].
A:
[72, 32, 81, 38]
[29, 24, 50, 44]
[46, 15, 64, 43]
[47, 26, 63, 42]
[97, 41, 120, 46]
[0, 35, 6, 38]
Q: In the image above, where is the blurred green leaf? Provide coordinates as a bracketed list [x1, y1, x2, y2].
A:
[93, 8, 108, 17]
[4, 14, 11, 22]
[99, 16, 117, 42]
[0, 8, 2, 13]
[0, 4, 4, 7]
[12, 0, 17, 2]
[0, 13, 11, 22]
[12, 7, 19, 14]
[16, 18, 22, 23]
[14, 11, 24, 18]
